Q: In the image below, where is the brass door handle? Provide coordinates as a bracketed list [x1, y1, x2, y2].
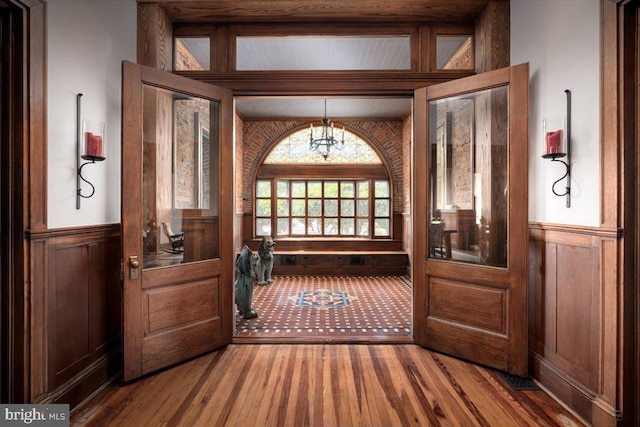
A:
[129, 256, 140, 279]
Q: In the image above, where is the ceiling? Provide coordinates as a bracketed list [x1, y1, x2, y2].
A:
[168, 0, 485, 119]
[182, 35, 461, 119]
[235, 97, 412, 119]
[153, 0, 493, 23]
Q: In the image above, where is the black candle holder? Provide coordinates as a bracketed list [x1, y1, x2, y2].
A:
[76, 93, 106, 209]
[542, 90, 571, 208]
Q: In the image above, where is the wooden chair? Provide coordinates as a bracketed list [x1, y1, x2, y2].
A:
[162, 222, 184, 254]
[429, 221, 445, 258]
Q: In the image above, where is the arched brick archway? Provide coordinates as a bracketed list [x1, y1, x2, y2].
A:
[241, 119, 404, 215]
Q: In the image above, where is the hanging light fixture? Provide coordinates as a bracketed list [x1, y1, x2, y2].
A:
[309, 99, 345, 160]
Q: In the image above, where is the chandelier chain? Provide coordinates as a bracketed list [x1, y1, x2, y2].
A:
[309, 99, 345, 160]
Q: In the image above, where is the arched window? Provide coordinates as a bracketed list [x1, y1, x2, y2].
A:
[264, 127, 381, 164]
[255, 127, 391, 239]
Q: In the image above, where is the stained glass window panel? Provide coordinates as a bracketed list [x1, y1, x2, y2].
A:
[264, 128, 381, 164]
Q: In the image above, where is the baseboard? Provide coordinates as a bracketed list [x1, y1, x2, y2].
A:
[530, 353, 619, 426]
[42, 347, 121, 410]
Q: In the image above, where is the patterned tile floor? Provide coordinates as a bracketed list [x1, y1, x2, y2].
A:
[235, 276, 412, 338]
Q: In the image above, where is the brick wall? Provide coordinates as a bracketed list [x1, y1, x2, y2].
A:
[402, 114, 412, 215]
[450, 102, 473, 209]
[436, 101, 474, 210]
[175, 39, 204, 71]
[241, 119, 405, 215]
[235, 113, 245, 214]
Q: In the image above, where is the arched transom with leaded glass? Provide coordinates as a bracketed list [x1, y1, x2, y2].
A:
[264, 127, 382, 164]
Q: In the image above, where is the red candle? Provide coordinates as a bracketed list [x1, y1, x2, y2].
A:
[545, 129, 562, 155]
[85, 132, 103, 157]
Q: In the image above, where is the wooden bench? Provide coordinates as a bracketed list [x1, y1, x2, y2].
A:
[270, 250, 408, 276]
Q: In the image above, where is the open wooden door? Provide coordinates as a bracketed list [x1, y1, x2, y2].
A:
[121, 61, 234, 381]
[413, 63, 529, 376]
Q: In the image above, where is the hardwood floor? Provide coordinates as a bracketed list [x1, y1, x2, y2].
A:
[71, 344, 585, 427]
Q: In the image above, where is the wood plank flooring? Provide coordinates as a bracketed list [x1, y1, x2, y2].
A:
[71, 344, 585, 427]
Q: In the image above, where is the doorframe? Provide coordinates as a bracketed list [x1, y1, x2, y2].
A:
[602, 0, 638, 425]
[619, 1, 640, 425]
[0, 0, 46, 403]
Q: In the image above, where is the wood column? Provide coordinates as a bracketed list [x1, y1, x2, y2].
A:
[137, 3, 174, 251]
[474, 0, 509, 73]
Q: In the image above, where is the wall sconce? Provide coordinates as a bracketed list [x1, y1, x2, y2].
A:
[542, 89, 571, 208]
[76, 93, 106, 209]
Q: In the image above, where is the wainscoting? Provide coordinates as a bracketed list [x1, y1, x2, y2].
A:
[528, 222, 620, 426]
[272, 252, 408, 276]
[22, 219, 624, 423]
[28, 224, 122, 409]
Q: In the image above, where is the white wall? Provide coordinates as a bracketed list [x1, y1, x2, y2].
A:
[47, 0, 136, 228]
[511, 0, 600, 226]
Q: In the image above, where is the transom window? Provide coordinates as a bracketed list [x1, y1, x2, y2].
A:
[236, 36, 411, 71]
[256, 179, 390, 238]
[265, 127, 381, 164]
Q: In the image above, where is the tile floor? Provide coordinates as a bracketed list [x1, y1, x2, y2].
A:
[235, 275, 412, 338]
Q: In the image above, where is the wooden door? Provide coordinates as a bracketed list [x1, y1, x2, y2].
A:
[121, 61, 234, 381]
[413, 64, 529, 376]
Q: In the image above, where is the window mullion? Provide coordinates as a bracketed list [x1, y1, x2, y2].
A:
[369, 179, 376, 239]
[271, 179, 277, 237]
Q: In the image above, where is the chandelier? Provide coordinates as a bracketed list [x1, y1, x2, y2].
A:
[309, 99, 345, 160]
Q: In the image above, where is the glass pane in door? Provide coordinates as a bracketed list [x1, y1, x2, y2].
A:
[142, 85, 220, 268]
[428, 86, 508, 267]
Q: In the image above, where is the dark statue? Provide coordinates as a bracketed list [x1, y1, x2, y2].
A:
[235, 245, 259, 319]
[257, 235, 275, 285]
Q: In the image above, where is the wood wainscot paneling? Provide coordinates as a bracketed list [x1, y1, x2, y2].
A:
[528, 222, 621, 425]
[402, 213, 412, 278]
[27, 224, 122, 410]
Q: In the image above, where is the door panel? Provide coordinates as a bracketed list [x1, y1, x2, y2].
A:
[122, 61, 233, 381]
[413, 63, 529, 376]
